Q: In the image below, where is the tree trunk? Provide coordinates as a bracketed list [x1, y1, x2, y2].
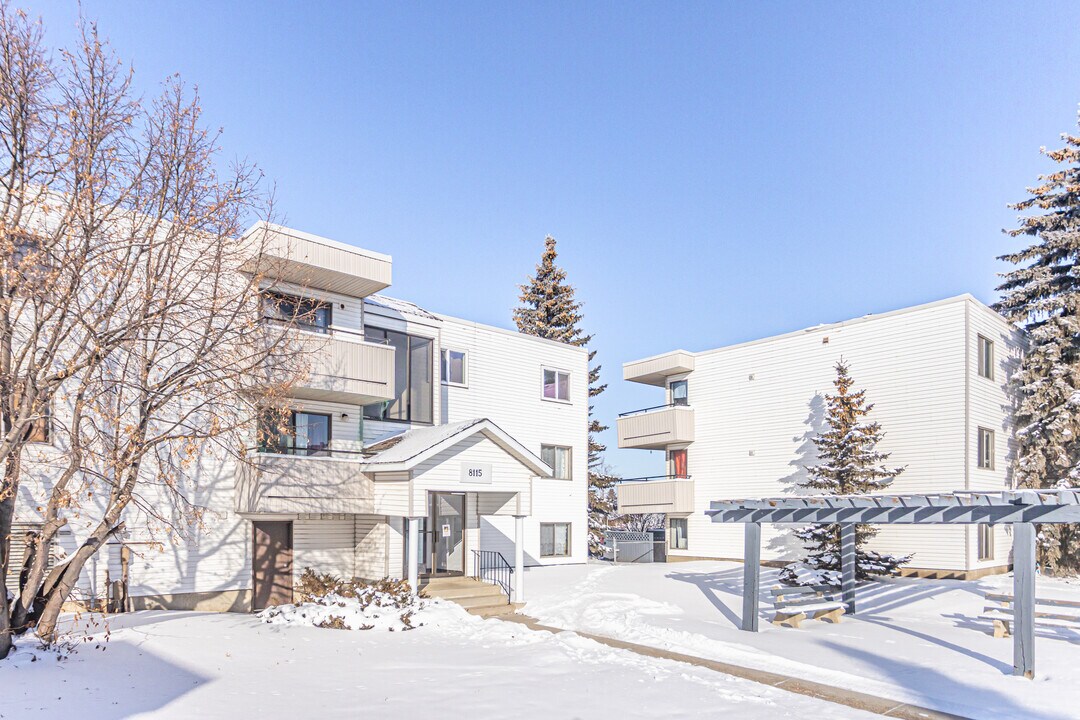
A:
[35, 521, 123, 643]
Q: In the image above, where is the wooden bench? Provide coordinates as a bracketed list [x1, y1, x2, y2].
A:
[981, 592, 1080, 638]
[771, 584, 846, 628]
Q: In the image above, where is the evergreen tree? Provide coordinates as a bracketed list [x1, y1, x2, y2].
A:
[514, 236, 617, 555]
[995, 114, 1080, 575]
[781, 361, 909, 584]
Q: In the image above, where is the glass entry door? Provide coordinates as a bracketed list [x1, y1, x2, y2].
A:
[430, 492, 465, 576]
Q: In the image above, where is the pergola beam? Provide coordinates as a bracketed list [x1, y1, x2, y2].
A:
[708, 504, 1080, 525]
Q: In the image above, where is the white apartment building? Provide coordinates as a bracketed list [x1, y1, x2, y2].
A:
[14, 223, 588, 611]
[616, 295, 1023, 578]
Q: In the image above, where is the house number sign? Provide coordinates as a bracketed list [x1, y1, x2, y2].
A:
[460, 462, 493, 484]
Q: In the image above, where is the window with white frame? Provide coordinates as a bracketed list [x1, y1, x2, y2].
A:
[541, 444, 572, 480]
[978, 524, 994, 561]
[977, 335, 994, 380]
[441, 349, 467, 386]
[977, 427, 994, 470]
[669, 517, 688, 550]
[542, 368, 570, 402]
[540, 523, 571, 557]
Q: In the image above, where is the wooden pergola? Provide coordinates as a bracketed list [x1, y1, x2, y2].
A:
[707, 488, 1080, 679]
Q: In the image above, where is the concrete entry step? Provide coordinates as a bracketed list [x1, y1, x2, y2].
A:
[420, 576, 517, 617]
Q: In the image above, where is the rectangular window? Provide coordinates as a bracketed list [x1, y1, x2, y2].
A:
[668, 448, 688, 478]
[258, 410, 332, 456]
[541, 445, 572, 480]
[363, 327, 434, 424]
[540, 523, 571, 557]
[262, 291, 332, 334]
[977, 427, 994, 470]
[978, 524, 994, 561]
[669, 518, 688, 550]
[670, 379, 689, 406]
[542, 368, 570, 402]
[977, 335, 994, 380]
[441, 349, 467, 386]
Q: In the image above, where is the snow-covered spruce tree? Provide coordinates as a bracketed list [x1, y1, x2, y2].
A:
[780, 361, 909, 585]
[995, 114, 1080, 575]
[513, 236, 617, 556]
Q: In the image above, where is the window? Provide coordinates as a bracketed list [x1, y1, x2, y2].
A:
[441, 349, 467, 386]
[540, 522, 571, 557]
[541, 445, 572, 480]
[978, 524, 994, 561]
[262, 291, 332, 334]
[542, 368, 570, 402]
[363, 328, 433, 424]
[670, 379, 689, 406]
[668, 448, 688, 479]
[258, 410, 331, 456]
[669, 518, 688, 550]
[977, 427, 994, 470]
[977, 335, 994, 380]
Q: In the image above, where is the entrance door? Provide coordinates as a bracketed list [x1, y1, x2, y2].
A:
[430, 493, 465, 576]
[252, 521, 293, 610]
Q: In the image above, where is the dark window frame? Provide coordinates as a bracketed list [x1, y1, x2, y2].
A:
[261, 290, 333, 334]
[363, 327, 434, 425]
[258, 409, 333, 456]
[670, 379, 689, 406]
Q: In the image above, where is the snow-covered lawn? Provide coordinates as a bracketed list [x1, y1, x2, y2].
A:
[0, 599, 878, 719]
[525, 560, 1080, 720]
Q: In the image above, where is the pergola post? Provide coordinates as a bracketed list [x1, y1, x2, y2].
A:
[1013, 522, 1036, 679]
[841, 523, 856, 615]
[742, 522, 761, 631]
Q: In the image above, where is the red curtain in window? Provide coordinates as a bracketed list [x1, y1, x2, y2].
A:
[671, 449, 688, 478]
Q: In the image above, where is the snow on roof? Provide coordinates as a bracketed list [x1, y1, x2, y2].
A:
[365, 294, 440, 320]
[362, 418, 552, 476]
[363, 418, 485, 462]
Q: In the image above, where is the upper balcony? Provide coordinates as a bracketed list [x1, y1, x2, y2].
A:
[623, 350, 695, 387]
[241, 222, 392, 298]
[617, 404, 695, 450]
[291, 329, 396, 406]
[616, 476, 694, 515]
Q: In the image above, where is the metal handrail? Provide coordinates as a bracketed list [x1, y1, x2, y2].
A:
[471, 549, 514, 602]
[617, 402, 689, 418]
[618, 474, 692, 483]
[253, 445, 371, 459]
[260, 316, 393, 344]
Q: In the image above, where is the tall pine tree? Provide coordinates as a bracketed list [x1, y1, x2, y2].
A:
[995, 114, 1080, 575]
[781, 361, 909, 584]
[514, 236, 617, 556]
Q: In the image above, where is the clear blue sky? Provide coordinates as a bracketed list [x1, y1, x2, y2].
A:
[32, 1, 1080, 477]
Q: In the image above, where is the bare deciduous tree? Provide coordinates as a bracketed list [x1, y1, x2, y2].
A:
[0, 4, 314, 655]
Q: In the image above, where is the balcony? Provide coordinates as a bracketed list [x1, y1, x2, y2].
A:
[623, 350, 695, 387]
[616, 477, 695, 515]
[236, 451, 375, 515]
[293, 332, 396, 406]
[241, 222, 392, 298]
[617, 404, 695, 450]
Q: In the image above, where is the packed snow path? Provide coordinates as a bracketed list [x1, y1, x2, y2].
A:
[0, 601, 877, 719]
[525, 561, 1080, 720]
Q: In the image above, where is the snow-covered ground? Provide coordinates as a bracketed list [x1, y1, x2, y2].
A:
[525, 560, 1080, 720]
[0, 599, 878, 719]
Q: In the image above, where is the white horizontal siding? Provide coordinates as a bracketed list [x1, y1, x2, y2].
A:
[354, 515, 387, 579]
[294, 516, 355, 579]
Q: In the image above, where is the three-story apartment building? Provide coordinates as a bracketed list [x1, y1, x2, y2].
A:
[14, 223, 588, 611]
[616, 295, 1023, 578]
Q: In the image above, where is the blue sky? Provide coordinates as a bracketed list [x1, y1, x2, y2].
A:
[32, 1, 1080, 477]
